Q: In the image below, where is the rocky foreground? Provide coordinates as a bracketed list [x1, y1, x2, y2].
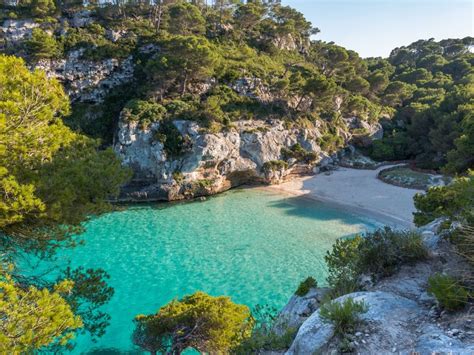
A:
[274, 220, 474, 354]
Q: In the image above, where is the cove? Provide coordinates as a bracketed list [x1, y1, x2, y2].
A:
[32, 188, 381, 353]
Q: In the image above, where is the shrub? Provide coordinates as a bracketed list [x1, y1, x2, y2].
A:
[154, 121, 191, 158]
[132, 292, 253, 354]
[295, 277, 317, 296]
[172, 171, 184, 184]
[319, 298, 368, 336]
[325, 228, 428, 295]
[427, 273, 469, 311]
[413, 171, 474, 228]
[281, 143, 318, 164]
[262, 160, 288, 173]
[356, 228, 428, 277]
[26, 28, 61, 60]
[122, 99, 167, 129]
[233, 304, 296, 353]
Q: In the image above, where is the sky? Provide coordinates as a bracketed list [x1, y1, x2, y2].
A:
[282, 0, 474, 58]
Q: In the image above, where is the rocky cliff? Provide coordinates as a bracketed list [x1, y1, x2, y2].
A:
[114, 117, 383, 202]
[1, 17, 134, 104]
[275, 221, 474, 354]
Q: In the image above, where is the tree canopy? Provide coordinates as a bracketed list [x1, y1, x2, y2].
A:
[132, 291, 254, 354]
[0, 54, 130, 351]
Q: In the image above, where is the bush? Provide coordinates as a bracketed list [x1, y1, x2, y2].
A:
[233, 304, 296, 353]
[427, 273, 469, 311]
[154, 121, 191, 158]
[122, 99, 167, 129]
[262, 160, 288, 173]
[319, 298, 368, 336]
[26, 28, 61, 60]
[172, 171, 184, 184]
[132, 292, 253, 354]
[281, 143, 318, 164]
[325, 228, 428, 295]
[295, 277, 317, 296]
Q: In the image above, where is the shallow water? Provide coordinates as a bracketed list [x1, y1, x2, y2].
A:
[30, 188, 381, 353]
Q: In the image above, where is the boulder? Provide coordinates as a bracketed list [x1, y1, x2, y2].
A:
[287, 291, 425, 354]
[273, 288, 330, 336]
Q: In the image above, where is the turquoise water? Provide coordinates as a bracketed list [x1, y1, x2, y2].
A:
[31, 188, 380, 353]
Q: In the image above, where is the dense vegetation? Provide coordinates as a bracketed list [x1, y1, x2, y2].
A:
[368, 39, 474, 172]
[0, 54, 130, 351]
[0, 0, 473, 352]
[132, 291, 253, 354]
[3, 1, 472, 172]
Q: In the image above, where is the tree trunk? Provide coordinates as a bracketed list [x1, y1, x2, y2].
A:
[295, 94, 306, 112]
[181, 72, 188, 97]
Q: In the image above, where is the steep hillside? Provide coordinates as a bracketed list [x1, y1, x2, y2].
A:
[1, 1, 472, 195]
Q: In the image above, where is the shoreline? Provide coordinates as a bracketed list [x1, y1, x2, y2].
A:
[259, 184, 414, 230]
[261, 165, 420, 230]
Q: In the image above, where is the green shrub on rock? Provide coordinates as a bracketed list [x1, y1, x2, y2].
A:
[319, 298, 368, 336]
[325, 228, 428, 296]
[26, 28, 61, 60]
[154, 121, 191, 158]
[295, 277, 317, 296]
[281, 143, 318, 164]
[428, 273, 469, 311]
[122, 99, 167, 129]
[262, 160, 289, 173]
[233, 304, 296, 354]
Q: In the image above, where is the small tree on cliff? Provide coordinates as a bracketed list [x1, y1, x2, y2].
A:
[132, 291, 254, 354]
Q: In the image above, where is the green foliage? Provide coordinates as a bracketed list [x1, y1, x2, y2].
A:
[154, 121, 191, 158]
[325, 228, 428, 295]
[146, 35, 219, 97]
[172, 171, 184, 184]
[369, 37, 474, 172]
[427, 273, 469, 311]
[295, 276, 317, 296]
[0, 267, 82, 352]
[281, 143, 318, 164]
[122, 99, 167, 129]
[26, 28, 61, 60]
[165, 2, 206, 36]
[0, 55, 130, 349]
[413, 171, 474, 227]
[57, 267, 114, 340]
[30, 0, 56, 17]
[319, 298, 368, 336]
[234, 304, 296, 353]
[132, 291, 253, 354]
[262, 160, 288, 173]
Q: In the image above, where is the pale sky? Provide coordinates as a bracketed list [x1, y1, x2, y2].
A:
[282, 0, 474, 58]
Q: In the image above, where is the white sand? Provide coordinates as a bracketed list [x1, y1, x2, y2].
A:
[264, 165, 422, 229]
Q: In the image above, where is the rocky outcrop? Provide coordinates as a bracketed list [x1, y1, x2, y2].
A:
[1, 19, 38, 44]
[36, 49, 134, 103]
[1, 18, 135, 104]
[273, 287, 330, 336]
[279, 223, 474, 354]
[114, 117, 380, 202]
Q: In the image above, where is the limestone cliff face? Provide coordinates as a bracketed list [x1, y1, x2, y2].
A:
[35, 49, 134, 103]
[114, 117, 382, 201]
[1, 17, 134, 104]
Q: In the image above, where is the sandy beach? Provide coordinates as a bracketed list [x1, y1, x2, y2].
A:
[264, 165, 422, 229]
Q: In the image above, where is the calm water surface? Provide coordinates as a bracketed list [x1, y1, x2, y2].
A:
[31, 188, 381, 353]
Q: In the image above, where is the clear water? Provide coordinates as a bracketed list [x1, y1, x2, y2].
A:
[30, 188, 381, 354]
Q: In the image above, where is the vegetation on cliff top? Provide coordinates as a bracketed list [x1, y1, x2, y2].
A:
[0, 0, 473, 352]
